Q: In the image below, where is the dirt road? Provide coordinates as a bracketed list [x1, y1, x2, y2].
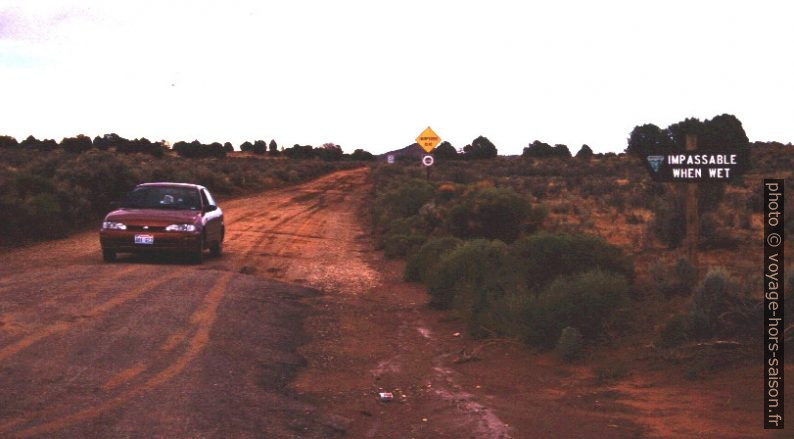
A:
[0, 167, 784, 438]
[0, 170, 370, 438]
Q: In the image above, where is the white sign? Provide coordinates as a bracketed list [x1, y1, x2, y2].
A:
[387, 154, 395, 164]
[422, 155, 434, 167]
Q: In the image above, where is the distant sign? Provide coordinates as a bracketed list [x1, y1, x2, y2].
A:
[642, 151, 746, 182]
[387, 154, 395, 164]
[422, 155, 434, 167]
[416, 127, 441, 153]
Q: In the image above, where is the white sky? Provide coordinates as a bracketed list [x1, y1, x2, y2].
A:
[0, 1, 792, 154]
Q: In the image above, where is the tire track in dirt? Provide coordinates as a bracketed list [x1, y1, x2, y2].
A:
[0, 268, 183, 362]
[9, 272, 234, 438]
[0, 265, 141, 337]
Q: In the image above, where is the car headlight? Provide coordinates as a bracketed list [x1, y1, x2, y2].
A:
[165, 224, 197, 232]
[102, 221, 127, 230]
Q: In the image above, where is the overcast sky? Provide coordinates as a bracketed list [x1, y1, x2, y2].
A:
[1, 1, 792, 154]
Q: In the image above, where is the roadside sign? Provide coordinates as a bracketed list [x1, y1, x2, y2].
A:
[387, 154, 395, 164]
[641, 150, 747, 182]
[416, 127, 441, 153]
[422, 155, 434, 167]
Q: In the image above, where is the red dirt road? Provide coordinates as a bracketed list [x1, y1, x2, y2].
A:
[0, 167, 789, 438]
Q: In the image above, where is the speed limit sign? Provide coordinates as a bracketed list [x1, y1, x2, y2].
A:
[422, 155, 434, 167]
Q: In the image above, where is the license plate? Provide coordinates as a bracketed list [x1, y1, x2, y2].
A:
[134, 234, 154, 245]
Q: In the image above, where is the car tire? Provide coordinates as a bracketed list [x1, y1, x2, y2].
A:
[102, 249, 116, 263]
[209, 239, 223, 258]
[191, 237, 204, 264]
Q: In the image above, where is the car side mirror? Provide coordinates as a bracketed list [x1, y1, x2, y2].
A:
[205, 205, 218, 212]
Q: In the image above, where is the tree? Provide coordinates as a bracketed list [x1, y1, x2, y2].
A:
[0, 135, 18, 149]
[61, 134, 93, 153]
[39, 139, 57, 151]
[240, 141, 253, 152]
[553, 144, 571, 158]
[434, 141, 458, 160]
[268, 139, 279, 156]
[20, 135, 42, 150]
[94, 133, 125, 151]
[283, 144, 316, 159]
[173, 140, 225, 158]
[350, 149, 375, 161]
[317, 143, 344, 161]
[463, 136, 497, 159]
[628, 114, 750, 225]
[223, 142, 234, 152]
[253, 140, 267, 155]
[576, 144, 594, 159]
[523, 140, 553, 158]
[523, 140, 570, 158]
[625, 123, 674, 157]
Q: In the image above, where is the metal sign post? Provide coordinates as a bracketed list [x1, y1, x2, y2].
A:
[416, 127, 441, 181]
[422, 154, 434, 180]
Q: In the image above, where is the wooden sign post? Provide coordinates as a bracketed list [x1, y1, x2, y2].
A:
[684, 134, 699, 274]
[640, 133, 747, 280]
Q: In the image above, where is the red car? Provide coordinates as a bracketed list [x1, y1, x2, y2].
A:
[99, 183, 224, 263]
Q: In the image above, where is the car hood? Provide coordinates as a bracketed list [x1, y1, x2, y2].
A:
[104, 209, 201, 225]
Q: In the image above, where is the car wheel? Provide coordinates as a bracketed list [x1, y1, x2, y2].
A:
[191, 237, 205, 264]
[102, 249, 116, 263]
[209, 239, 223, 258]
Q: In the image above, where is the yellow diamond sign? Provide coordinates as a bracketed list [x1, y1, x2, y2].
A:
[416, 127, 441, 153]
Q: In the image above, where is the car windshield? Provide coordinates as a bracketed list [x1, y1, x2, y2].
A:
[121, 186, 201, 210]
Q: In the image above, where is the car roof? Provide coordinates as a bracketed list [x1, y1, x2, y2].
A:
[136, 182, 205, 190]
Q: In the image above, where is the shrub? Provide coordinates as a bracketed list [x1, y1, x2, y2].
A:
[650, 192, 685, 248]
[377, 179, 436, 219]
[404, 237, 463, 282]
[556, 326, 584, 362]
[524, 270, 630, 349]
[649, 257, 698, 297]
[425, 239, 520, 310]
[381, 233, 427, 259]
[690, 268, 755, 338]
[659, 313, 693, 347]
[510, 232, 634, 291]
[444, 187, 538, 243]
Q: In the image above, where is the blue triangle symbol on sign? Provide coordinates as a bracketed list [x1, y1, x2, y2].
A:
[647, 155, 665, 173]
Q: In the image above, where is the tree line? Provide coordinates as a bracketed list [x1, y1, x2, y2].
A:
[0, 133, 377, 161]
[0, 114, 757, 162]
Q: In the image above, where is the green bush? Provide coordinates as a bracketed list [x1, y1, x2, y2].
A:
[649, 257, 698, 297]
[556, 326, 584, 362]
[650, 192, 685, 248]
[425, 239, 520, 310]
[378, 178, 436, 219]
[690, 268, 754, 338]
[510, 232, 634, 291]
[659, 313, 693, 347]
[381, 233, 427, 259]
[525, 270, 630, 349]
[404, 237, 463, 282]
[444, 187, 537, 243]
